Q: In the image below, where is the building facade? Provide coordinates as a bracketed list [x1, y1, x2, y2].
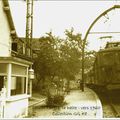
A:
[0, 0, 33, 118]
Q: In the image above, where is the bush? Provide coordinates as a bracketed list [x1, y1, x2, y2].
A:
[46, 94, 65, 107]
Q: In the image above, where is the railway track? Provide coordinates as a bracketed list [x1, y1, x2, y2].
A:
[107, 91, 120, 118]
[105, 91, 120, 117]
[110, 103, 120, 117]
[91, 88, 120, 118]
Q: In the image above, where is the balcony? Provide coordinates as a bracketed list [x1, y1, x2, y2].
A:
[11, 37, 33, 61]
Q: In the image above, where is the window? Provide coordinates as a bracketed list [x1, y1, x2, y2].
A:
[0, 63, 7, 74]
[12, 64, 27, 76]
[11, 64, 28, 96]
[12, 42, 18, 52]
[0, 76, 4, 91]
[11, 77, 26, 96]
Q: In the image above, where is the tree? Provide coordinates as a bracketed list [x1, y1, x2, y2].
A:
[64, 28, 95, 91]
[33, 28, 95, 94]
[33, 32, 60, 92]
[84, 50, 96, 69]
[59, 28, 82, 90]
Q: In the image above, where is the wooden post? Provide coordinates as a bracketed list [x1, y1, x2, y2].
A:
[30, 80, 32, 96]
[7, 63, 11, 97]
[26, 67, 29, 94]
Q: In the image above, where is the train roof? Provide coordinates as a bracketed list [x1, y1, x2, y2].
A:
[98, 41, 120, 53]
[105, 41, 120, 47]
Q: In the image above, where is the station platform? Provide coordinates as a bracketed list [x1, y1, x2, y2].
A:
[51, 87, 103, 118]
[28, 87, 103, 118]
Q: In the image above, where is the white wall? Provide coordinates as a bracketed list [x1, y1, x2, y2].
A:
[0, 1, 12, 57]
[4, 98, 28, 118]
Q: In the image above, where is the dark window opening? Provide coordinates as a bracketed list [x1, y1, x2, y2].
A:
[12, 42, 18, 52]
[0, 76, 4, 91]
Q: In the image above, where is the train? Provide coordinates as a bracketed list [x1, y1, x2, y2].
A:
[86, 41, 120, 90]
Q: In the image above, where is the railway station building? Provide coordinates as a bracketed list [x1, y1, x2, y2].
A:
[0, 0, 34, 118]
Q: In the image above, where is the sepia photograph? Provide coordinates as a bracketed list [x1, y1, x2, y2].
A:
[0, 0, 120, 118]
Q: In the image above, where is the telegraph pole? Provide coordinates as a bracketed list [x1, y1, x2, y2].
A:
[25, 0, 34, 57]
[25, 0, 34, 96]
[81, 39, 85, 92]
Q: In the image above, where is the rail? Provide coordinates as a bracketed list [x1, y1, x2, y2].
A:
[110, 103, 120, 117]
[106, 91, 120, 117]
[28, 97, 47, 108]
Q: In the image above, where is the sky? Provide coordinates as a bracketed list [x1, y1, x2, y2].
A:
[9, 0, 120, 51]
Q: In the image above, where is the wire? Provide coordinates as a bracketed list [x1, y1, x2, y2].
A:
[89, 32, 120, 34]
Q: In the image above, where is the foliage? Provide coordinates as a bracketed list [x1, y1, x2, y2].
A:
[84, 50, 96, 69]
[33, 32, 60, 90]
[65, 27, 83, 51]
[33, 28, 95, 93]
[46, 94, 65, 107]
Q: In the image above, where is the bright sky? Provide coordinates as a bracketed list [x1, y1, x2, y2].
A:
[9, 0, 120, 51]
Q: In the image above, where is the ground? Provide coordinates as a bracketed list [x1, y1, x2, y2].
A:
[27, 87, 102, 118]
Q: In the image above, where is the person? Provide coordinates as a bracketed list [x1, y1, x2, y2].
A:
[66, 87, 70, 94]
[64, 83, 70, 95]
[80, 79, 84, 91]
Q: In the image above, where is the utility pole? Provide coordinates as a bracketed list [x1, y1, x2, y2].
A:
[81, 39, 85, 92]
[25, 0, 34, 96]
[25, 0, 34, 57]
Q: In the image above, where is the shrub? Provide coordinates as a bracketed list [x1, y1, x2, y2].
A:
[46, 94, 65, 107]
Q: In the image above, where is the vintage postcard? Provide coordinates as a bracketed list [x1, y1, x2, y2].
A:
[0, 0, 120, 119]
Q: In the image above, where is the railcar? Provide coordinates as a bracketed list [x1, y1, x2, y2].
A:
[86, 42, 120, 90]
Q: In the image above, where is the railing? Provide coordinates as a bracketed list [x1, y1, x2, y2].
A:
[0, 87, 6, 118]
[11, 38, 33, 60]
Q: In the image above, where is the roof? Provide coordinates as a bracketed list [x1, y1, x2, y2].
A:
[0, 56, 33, 66]
[99, 47, 120, 53]
[19, 37, 40, 50]
[2, 0, 17, 36]
[106, 41, 120, 49]
[1, 1, 34, 61]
